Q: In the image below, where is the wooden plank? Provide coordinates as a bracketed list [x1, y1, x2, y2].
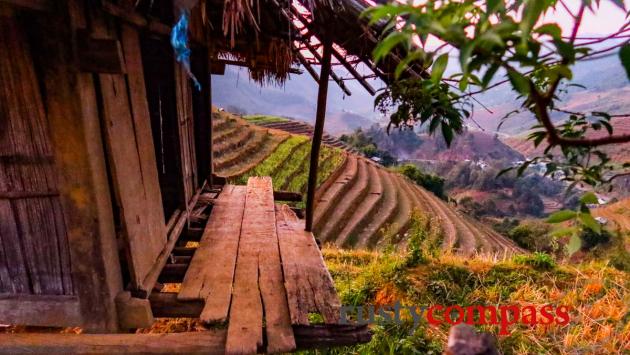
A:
[226, 177, 295, 354]
[0, 294, 81, 327]
[0, 11, 73, 296]
[120, 23, 167, 261]
[273, 190, 303, 202]
[294, 324, 372, 349]
[0, 0, 49, 11]
[0, 325, 369, 353]
[31, 1, 123, 330]
[178, 186, 245, 325]
[95, 15, 166, 290]
[0, 201, 29, 293]
[76, 30, 125, 74]
[276, 204, 341, 325]
[0, 330, 227, 354]
[149, 292, 204, 318]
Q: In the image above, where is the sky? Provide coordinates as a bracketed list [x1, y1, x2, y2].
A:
[550, 0, 629, 36]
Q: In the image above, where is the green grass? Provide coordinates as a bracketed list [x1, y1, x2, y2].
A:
[243, 114, 290, 125]
[307, 213, 630, 354]
[231, 136, 346, 206]
[233, 135, 309, 185]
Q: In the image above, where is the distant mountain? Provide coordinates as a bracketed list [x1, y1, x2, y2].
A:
[212, 46, 629, 139]
[211, 66, 381, 135]
[364, 126, 524, 163]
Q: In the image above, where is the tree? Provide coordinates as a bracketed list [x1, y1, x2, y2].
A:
[365, 0, 630, 187]
[365, 0, 630, 237]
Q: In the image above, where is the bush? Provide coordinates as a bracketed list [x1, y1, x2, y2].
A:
[513, 252, 556, 270]
[579, 228, 611, 250]
[396, 164, 446, 199]
[508, 221, 554, 252]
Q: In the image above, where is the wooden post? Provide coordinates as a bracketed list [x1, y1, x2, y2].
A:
[305, 39, 332, 232]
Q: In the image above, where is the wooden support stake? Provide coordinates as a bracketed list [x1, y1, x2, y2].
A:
[305, 39, 333, 232]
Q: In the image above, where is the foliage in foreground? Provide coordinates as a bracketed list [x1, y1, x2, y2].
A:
[309, 213, 630, 354]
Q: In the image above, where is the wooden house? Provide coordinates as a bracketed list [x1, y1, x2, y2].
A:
[0, 0, 412, 352]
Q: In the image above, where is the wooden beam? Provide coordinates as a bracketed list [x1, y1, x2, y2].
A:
[172, 246, 197, 256]
[331, 49, 376, 95]
[298, 37, 351, 96]
[305, 39, 333, 232]
[217, 59, 303, 74]
[134, 186, 203, 298]
[0, 331, 227, 354]
[149, 292, 204, 318]
[115, 292, 154, 329]
[296, 52, 320, 84]
[100, 1, 170, 36]
[76, 30, 125, 74]
[0, 325, 370, 353]
[294, 324, 372, 349]
[273, 190, 303, 202]
[0, 295, 81, 327]
[157, 264, 188, 283]
[0, 0, 49, 11]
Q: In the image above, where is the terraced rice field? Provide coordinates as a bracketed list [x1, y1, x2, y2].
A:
[214, 111, 524, 256]
[244, 115, 351, 151]
[594, 198, 630, 233]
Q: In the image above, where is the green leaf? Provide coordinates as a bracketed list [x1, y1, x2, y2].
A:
[487, 0, 504, 13]
[520, 0, 547, 40]
[441, 123, 454, 147]
[619, 44, 630, 81]
[373, 32, 408, 64]
[608, 0, 626, 11]
[459, 74, 469, 92]
[507, 70, 531, 95]
[535, 23, 562, 40]
[430, 53, 449, 83]
[579, 213, 601, 233]
[395, 51, 425, 79]
[547, 210, 577, 223]
[482, 63, 500, 88]
[579, 192, 598, 205]
[459, 41, 476, 73]
[567, 233, 581, 255]
[550, 226, 578, 237]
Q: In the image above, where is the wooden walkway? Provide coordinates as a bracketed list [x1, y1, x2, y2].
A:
[178, 177, 341, 354]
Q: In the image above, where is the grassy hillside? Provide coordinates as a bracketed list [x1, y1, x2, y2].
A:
[214, 110, 523, 255]
[316, 212, 630, 354]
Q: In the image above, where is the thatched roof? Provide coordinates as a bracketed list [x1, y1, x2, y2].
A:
[132, 0, 411, 90]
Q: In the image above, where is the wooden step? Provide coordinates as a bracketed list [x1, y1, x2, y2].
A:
[226, 177, 294, 354]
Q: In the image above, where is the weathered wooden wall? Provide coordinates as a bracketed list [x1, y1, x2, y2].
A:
[0, 8, 73, 296]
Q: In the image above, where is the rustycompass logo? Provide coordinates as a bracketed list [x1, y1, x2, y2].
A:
[340, 301, 571, 335]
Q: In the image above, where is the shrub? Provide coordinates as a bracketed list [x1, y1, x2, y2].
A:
[579, 228, 611, 250]
[508, 221, 554, 252]
[396, 164, 446, 199]
[513, 252, 556, 270]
